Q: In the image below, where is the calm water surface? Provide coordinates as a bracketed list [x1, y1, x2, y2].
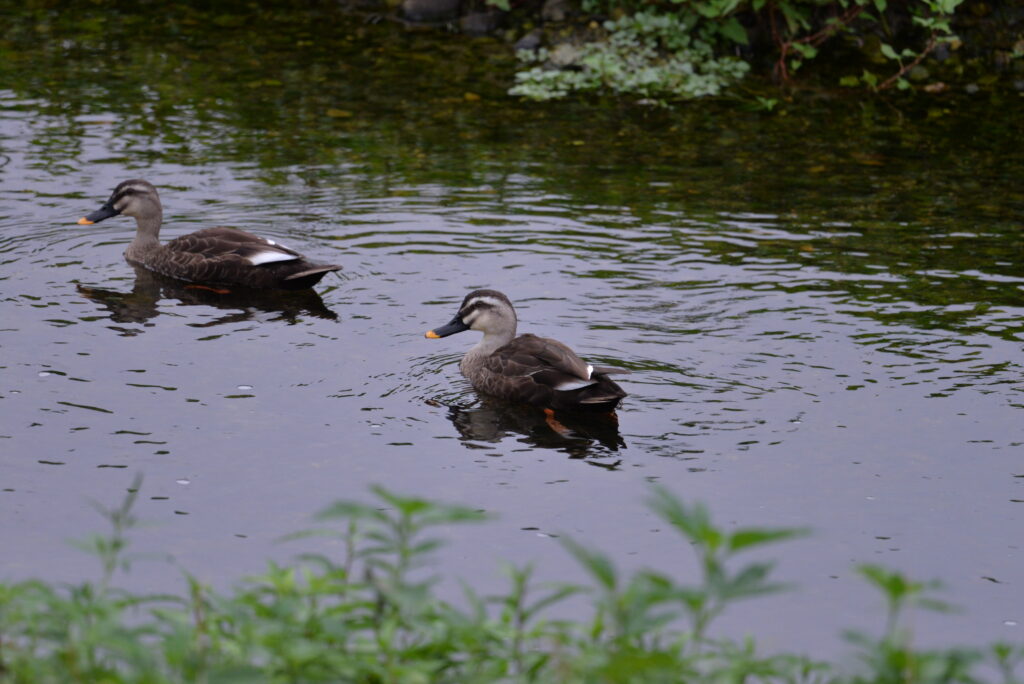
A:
[1, 3, 1023, 656]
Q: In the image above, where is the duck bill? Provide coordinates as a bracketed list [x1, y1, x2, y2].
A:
[425, 315, 469, 339]
[78, 203, 120, 225]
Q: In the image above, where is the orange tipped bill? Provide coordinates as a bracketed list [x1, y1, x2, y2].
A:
[425, 316, 469, 339]
[79, 203, 119, 224]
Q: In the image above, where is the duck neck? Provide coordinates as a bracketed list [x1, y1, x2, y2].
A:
[124, 209, 163, 261]
[466, 326, 515, 361]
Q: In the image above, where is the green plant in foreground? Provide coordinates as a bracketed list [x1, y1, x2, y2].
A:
[0, 480, 1021, 683]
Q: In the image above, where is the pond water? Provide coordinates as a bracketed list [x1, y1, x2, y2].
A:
[2, 2, 1023, 656]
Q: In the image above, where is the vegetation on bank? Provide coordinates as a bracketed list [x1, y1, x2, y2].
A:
[1, 479, 1020, 683]
[8, 0, 1023, 105]
[503, 0, 989, 101]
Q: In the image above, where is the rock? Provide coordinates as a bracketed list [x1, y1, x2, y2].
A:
[401, 0, 460, 23]
[338, 0, 385, 9]
[548, 42, 581, 66]
[514, 28, 544, 52]
[541, 0, 573, 22]
[460, 10, 503, 35]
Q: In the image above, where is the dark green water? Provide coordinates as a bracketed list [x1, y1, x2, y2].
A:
[1, 1, 1022, 655]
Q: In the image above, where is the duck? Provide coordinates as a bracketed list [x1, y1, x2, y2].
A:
[425, 289, 629, 413]
[78, 179, 341, 290]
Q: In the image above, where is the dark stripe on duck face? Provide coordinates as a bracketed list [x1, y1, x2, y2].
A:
[109, 180, 154, 208]
[460, 289, 512, 310]
[427, 289, 514, 338]
[81, 180, 152, 224]
[458, 290, 513, 323]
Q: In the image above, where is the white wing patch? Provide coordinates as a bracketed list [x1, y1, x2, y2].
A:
[246, 250, 299, 266]
[555, 377, 598, 391]
[553, 365, 595, 391]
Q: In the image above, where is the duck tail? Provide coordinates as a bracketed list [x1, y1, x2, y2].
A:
[591, 365, 631, 376]
[562, 374, 627, 412]
[282, 263, 343, 289]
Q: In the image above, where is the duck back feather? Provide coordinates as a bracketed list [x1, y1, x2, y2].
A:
[471, 334, 627, 413]
[145, 227, 338, 290]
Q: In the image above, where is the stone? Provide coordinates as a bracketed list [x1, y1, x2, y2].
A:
[460, 10, 503, 35]
[548, 42, 581, 66]
[541, 0, 573, 23]
[401, 0, 460, 23]
[514, 28, 544, 52]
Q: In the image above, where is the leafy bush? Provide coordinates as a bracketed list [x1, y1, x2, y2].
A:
[507, 0, 967, 99]
[0, 481, 1020, 682]
[510, 12, 750, 101]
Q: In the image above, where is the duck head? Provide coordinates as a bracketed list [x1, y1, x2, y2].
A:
[426, 289, 518, 341]
[78, 179, 162, 228]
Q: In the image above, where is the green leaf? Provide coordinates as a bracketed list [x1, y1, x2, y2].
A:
[779, 1, 812, 32]
[315, 500, 386, 522]
[880, 43, 898, 60]
[727, 527, 809, 552]
[410, 539, 445, 556]
[791, 42, 818, 59]
[839, 75, 861, 87]
[561, 537, 617, 591]
[857, 563, 923, 600]
[719, 17, 749, 45]
[719, 562, 790, 601]
[675, 586, 710, 613]
[647, 487, 719, 548]
[918, 597, 959, 613]
[526, 583, 584, 619]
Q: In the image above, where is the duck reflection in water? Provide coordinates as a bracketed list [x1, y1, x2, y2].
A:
[76, 265, 338, 329]
[443, 396, 626, 464]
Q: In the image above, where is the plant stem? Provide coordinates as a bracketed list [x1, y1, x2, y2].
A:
[879, 33, 938, 89]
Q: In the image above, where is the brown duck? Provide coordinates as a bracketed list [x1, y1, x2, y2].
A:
[425, 289, 629, 413]
[78, 180, 341, 290]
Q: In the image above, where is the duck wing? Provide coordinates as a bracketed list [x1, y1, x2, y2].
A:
[145, 227, 340, 289]
[484, 334, 628, 412]
[164, 227, 301, 262]
[494, 334, 588, 378]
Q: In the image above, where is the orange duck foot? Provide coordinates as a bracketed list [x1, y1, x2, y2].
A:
[185, 284, 231, 294]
